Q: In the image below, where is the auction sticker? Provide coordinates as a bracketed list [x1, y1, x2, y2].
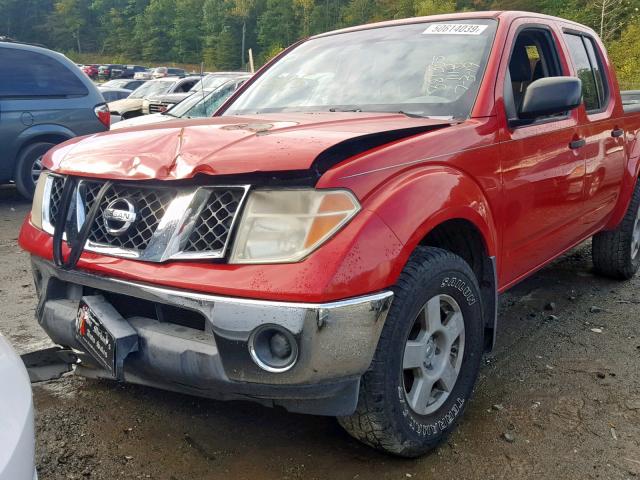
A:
[423, 24, 488, 35]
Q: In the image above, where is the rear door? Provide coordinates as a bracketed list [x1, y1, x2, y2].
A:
[561, 30, 625, 230]
[498, 20, 587, 284]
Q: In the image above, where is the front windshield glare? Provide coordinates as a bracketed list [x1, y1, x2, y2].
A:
[129, 81, 173, 99]
[224, 19, 497, 118]
[171, 82, 239, 118]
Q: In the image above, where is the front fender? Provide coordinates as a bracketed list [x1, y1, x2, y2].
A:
[363, 165, 499, 282]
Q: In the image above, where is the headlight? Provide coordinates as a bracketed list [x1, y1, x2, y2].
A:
[30, 172, 49, 231]
[230, 189, 360, 264]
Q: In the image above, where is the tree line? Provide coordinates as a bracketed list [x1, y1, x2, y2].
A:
[1, 0, 639, 86]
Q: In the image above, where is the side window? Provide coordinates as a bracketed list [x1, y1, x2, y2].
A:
[583, 37, 608, 108]
[176, 80, 196, 93]
[563, 33, 608, 112]
[0, 47, 88, 98]
[506, 29, 562, 121]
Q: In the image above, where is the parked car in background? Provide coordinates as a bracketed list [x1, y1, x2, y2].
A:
[0, 41, 109, 198]
[145, 72, 248, 113]
[98, 64, 124, 81]
[0, 333, 36, 480]
[133, 69, 153, 80]
[98, 86, 131, 103]
[621, 90, 640, 106]
[81, 64, 99, 79]
[101, 79, 146, 91]
[108, 76, 197, 119]
[119, 65, 147, 79]
[112, 76, 250, 129]
[151, 66, 186, 78]
[141, 76, 199, 114]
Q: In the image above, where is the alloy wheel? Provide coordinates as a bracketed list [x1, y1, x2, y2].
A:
[402, 294, 466, 415]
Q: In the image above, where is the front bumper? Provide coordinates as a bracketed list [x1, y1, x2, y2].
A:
[31, 257, 393, 416]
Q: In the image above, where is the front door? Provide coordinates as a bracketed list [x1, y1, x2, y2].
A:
[498, 23, 587, 285]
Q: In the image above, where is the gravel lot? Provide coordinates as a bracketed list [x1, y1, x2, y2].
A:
[1, 184, 639, 480]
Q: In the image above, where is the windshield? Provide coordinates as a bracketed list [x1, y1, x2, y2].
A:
[102, 79, 127, 88]
[224, 19, 497, 118]
[128, 80, 174, 99]
[170, 81, 243, 118]
[191, 75, 237, 92]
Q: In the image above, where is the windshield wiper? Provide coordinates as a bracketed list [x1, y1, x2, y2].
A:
[328, 107, 362, 112]
[397, 110, 427, 118]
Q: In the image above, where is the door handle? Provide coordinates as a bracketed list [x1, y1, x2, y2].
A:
[569, 138, 586, 149]
[611, 128, 624, 138]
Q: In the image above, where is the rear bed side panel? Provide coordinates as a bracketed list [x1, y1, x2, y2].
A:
[603, 113, 640, 230]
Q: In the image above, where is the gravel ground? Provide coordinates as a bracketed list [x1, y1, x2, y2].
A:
[1, 184, 639, 480]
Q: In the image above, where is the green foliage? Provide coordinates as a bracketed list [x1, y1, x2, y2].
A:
[1, 0, 640, 83]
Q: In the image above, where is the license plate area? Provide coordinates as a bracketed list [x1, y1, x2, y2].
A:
[76, 300, 116, 375]
[75, 296, 138, 379]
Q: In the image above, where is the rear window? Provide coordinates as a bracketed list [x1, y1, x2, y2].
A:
[563, 33, 608, 112]
[0, 47, 88, 98]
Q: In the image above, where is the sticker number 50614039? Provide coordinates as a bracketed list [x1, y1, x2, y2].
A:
[423, 24, 488, 35]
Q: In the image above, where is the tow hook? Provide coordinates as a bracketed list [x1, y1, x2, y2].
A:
[21, 346, 79, 383]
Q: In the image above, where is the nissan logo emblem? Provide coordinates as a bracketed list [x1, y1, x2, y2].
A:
[103, 198, 137, 236]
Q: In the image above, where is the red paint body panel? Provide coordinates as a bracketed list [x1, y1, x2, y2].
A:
[44, 113, 450, 180]
[20, 210, 403, 303]
[20, 11, 640, 301]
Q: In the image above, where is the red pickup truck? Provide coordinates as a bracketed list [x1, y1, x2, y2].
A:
[19, 11, 640, 457]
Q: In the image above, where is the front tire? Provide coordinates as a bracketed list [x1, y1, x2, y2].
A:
[592, 182, 640, 279]
[15, 142, 56, 199]
[338, 247, 484, 457]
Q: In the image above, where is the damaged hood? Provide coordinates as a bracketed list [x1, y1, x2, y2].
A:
[45, 112, 453, 181]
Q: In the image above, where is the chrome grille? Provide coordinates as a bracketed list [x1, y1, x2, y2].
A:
[42, 175, 249, 262]
[82, 182, 176, 251]
[148, 102, 169, 113]
[48, 175, 65, 226]
[184, 189, 244, 252]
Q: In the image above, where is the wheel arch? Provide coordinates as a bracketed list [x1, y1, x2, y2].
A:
[603, 154, 640, 231]
[368, 166, 499, 350]
[12, 125, 74, 179]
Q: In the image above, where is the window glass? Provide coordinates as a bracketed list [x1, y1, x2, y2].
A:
[583, 37, 608, 108]
[225, 19, 498, 119]
[128, 80, 175, 99]
[563, 33, 599, 111]
[0, 47, 88, 97]
[506, 29, 561, 119]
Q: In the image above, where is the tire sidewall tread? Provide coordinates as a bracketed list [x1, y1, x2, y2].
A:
[339, 247, 484, 457]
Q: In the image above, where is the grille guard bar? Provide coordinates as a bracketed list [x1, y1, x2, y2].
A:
[53, 177, 113, 269]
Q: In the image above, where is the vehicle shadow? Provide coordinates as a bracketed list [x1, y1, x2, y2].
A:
[0, 184, 30, 205]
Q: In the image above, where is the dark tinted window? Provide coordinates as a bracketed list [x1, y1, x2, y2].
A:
[506, 28, 562, 120]
[583, 36, 608, 108]
[0, 47, 88, 97]
[563, 33, 602, 111]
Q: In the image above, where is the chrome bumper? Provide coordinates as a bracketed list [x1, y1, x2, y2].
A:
[30, 257, 393, 415]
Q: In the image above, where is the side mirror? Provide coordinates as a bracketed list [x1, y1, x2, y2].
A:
[519, 77, 582, 119]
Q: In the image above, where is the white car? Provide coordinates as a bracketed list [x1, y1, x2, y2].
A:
[111, 76, 250, 130]
[0, 334, 36, 480]
[107, 76, 199, 119]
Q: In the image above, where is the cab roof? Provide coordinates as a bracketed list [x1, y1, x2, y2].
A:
[312, 10, 592, 39]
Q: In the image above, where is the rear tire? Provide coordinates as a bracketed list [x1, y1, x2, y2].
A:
[592, 182, 640, 279]
[338, 247, 484, 457]
[15, 142, 56, 199]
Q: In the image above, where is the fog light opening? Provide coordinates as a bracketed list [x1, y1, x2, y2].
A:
[249, 325, 298, 373]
